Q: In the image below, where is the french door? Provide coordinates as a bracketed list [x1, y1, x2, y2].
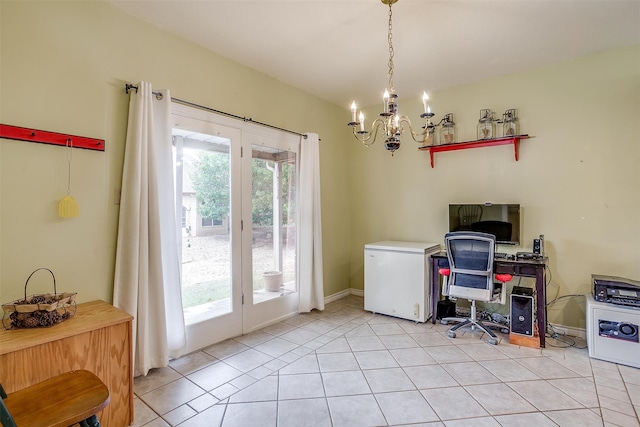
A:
[172, 104, 299, 353]
[241, 132, 299, 332]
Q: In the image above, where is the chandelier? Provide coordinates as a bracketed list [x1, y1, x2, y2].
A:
[348, 0, 435, 156]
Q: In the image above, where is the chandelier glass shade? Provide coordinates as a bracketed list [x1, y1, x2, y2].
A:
[347, 0, 435, 155]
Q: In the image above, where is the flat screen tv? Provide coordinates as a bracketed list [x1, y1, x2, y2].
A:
[448, 203, 521, 246]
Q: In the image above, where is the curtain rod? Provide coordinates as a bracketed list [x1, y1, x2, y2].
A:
[125, 84, 307, 139]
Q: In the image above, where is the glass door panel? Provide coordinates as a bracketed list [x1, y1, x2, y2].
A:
[242, 133, 300, 332]
[251, 146, 298, 304]
[171, 114, 243, 353]
[172, 104, 300, 346]
[176, 135, 232, 320]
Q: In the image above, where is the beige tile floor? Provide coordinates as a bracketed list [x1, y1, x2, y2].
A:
[132, 295, 640, 426]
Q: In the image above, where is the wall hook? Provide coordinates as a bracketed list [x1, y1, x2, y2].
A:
[0, 124, 105, 151]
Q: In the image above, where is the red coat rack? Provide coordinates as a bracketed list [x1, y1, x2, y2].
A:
[0, 124, 105, 151]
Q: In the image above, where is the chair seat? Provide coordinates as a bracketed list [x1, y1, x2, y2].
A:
[3, 370, 109, 427]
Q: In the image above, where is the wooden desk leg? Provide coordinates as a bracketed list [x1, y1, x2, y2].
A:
[536, 267, 546, 348]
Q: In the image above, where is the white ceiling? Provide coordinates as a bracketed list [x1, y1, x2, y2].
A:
[108, 0, 640, 109]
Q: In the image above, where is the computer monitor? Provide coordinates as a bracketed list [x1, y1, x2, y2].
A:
[448, 203, 521, 246]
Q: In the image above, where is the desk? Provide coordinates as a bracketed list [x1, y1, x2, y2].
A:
[430, 252, 548, 348]
[0, 300, 133, 426]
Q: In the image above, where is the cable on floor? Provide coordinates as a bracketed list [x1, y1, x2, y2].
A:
[545, 322, 587, 349]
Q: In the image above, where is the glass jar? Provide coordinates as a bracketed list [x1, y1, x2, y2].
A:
[477, 109, 495, 140]
[503, 109, 519, 137]
[423, 120, 435, 147]
[440, 113, 456, 144]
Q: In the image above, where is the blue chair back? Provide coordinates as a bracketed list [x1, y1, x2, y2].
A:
[445, 231, 496, 301]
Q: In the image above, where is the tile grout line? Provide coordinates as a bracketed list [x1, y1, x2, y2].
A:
[132, 296, 640, 426]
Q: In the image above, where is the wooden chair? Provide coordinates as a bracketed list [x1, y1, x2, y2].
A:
[0, 370, 109, 427]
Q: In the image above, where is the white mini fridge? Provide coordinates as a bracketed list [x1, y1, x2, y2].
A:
[364, 241, 440, 322]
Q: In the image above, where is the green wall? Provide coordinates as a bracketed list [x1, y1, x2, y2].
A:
[348, 44, 640, 329]
[0, 0, 351, 304]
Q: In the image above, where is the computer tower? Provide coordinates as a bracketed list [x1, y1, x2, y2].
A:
[510, 294, 534, 336]
[436, 297, 456, 319]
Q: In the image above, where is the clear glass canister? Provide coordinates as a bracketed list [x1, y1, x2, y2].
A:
[440, 113, 456, 144]
[503, 109, 519, 137]
[477, 109, 495, 139]
[423, 122, 435, 147]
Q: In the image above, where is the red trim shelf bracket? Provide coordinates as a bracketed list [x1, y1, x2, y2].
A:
[0, 124, 105, 151]
[419, 135, 530, 168]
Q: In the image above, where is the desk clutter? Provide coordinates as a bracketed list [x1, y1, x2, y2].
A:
[431, 249, 548, 348]
[1, 268, 76, 329]
[435, 284, 537, 345]
[515, 252, 544, 260]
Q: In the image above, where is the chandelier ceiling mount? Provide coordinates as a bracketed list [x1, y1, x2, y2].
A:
[347, 0, 435, 155]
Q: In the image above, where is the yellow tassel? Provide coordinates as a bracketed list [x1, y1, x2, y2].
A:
[58, 195, 79, 218]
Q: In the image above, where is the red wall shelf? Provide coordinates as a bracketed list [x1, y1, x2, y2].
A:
[0, 124, 105, 151]
[418, 134, 530, 168]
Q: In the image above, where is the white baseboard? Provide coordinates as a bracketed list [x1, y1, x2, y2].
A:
[324, 288, 364, 304]
[250, 288, 366, 333]
[349, 288, 364, 297]
[548, 323, 586, 339]
[324, 288, 352, 304]
[244, 311, 298, 334]
[323, 290, 587, 341]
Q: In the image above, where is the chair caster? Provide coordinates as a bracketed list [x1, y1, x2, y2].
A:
[488, 338, 498, 345]
[447, 331, 456, 339]
[500, 328, 509, 334]
[440, 320, 449, 325]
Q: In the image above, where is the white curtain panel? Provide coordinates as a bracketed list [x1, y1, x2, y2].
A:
[114, 82, 186, 376]
[298, 133, 325, 312]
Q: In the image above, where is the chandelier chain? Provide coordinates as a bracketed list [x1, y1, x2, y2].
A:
[348, 0, 433, 154]
[387, 1, 394, 93]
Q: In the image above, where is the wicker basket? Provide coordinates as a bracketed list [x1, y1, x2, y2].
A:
[2, 268, 77, 329]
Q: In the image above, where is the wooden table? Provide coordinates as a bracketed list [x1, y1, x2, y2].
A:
[0, 300, 133, 426]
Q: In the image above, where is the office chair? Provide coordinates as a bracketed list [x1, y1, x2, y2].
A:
[0, 370, 110, 427]
[438, 231, 512, 345]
